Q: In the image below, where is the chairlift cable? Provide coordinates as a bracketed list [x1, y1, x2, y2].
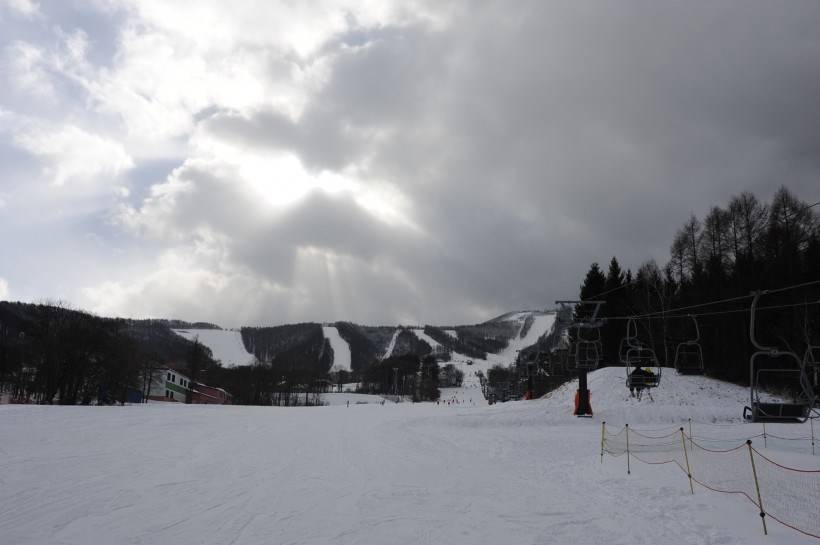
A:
[603, 278, 820, 321]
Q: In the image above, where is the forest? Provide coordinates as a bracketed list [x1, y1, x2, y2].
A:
[574, 186, 819, 384]
[0, 303, 215, 404]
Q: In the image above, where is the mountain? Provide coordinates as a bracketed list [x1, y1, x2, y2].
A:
[172, 310, 556, 376]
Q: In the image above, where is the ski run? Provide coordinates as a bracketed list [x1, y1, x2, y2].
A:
[173, 329, 256, 368]
[1, 367, 817, 545]
[322, 326, 352, 373]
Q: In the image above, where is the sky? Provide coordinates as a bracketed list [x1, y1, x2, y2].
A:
[1, 1, 819, 327]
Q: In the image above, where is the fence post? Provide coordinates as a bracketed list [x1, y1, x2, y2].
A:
[688, 417, 693, 451]
[680, 427, 694, 495]
[811, 418, 815, 456]
[746, 440, 768, 536]
[762, 422, 767, 449]
[626, 424, 631, 475]
[600, 421, 606, 464]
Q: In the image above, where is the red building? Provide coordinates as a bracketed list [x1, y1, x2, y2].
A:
[192, 383, 233, 405]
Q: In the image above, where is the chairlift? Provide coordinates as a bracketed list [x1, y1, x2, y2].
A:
[555, 300, 605, 372]
[744, 291, 815, 423]
[573, 326, 603, 371]
[801, 345, 819, 407]
[673, 315, 705, 375]
[622, 318, 662, 396]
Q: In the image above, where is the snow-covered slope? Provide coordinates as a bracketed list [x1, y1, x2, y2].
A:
[3, 376, 815, 545]
[173, 329, 255, 368]
[322, 326, 351, 372]
[484, 366, 788, 428]
[381, 328, 400, 360]
[490, 311, 555, 364]
[416, 311, 557, 407]
[320, 392, 387, 405]
[409, 328, 441, 351]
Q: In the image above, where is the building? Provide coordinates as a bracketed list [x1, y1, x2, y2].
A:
[146, 368, 192, 402]
[146, 368, 232, 404]
[192, 383, 233, 404]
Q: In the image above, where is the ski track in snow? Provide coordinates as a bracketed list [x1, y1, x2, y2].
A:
[1, 368, 815, 545]
[322, 326, 352, 372]
[173, 329, 255, 368]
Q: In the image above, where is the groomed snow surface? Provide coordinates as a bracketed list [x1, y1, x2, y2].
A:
[173, 329, 256, 368]
[409, 311, 557, 407]
[322, 326, 352, 372]
[2, 367, 816, 545]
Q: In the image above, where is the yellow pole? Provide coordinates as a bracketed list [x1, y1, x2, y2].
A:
[688, 417, 693, 451]
[680, 427, 694, 494]
[600, 421, 606, 464]
[762, 422, 767, 449]
[746, 440, 768, 535]
[626, 424, 631, 475]
[811, 418, 815, 456]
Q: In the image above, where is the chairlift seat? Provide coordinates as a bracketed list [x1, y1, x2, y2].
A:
[575, 340, 600, 370]
[745, 402, 809, 423]
[674, 343, 704, 375]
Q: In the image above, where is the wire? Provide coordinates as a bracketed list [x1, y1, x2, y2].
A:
[582, 278, 640, 302]
[602, 278, 820, 321]
[607, 300, 820, 321]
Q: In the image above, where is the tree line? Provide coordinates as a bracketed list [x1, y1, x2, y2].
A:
[576, 186, 819, 383]
[0, 302, 216, 404]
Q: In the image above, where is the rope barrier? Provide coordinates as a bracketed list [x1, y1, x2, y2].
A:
[751, 447, 820, 473]
[602, 422, 820, 540]
[628, 428, 681, 440]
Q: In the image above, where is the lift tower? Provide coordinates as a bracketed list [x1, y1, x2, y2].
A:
[555, 300, 605, 416]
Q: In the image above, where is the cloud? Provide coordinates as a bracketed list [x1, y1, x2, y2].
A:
[0, 277, 8, 300]
[3, 41, 56, 99]
[0, 0, 40, 18]
[3, 1, 820, 326]
[13, 123, 133, 186]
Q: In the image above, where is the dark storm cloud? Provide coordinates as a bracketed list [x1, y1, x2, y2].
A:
[3, 1, 820, 325]
[189, 1, 820, 324]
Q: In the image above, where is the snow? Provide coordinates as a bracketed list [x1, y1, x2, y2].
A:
[409, 327, 441, 350]
[322, 326, 352, 372]
[320, 392, 387, 405]
[404, 313, 557, 408]
[0, 367, 816, 544]
[444, 329, 457, 338]
[381, 328, 400, 360]
[173, 329, 255, 368]
[492, 311, 555, 364]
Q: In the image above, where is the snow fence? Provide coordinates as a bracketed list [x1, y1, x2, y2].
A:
[601, 421, 820, 540]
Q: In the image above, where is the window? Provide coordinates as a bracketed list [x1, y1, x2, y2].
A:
[165, 389, 170, 398]
[167, 372, 171, 381]
[170, 391, 174, 400]
[172, 375, 176, 383]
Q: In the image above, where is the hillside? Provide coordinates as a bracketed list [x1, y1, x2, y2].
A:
[173, 328, 255, 368]
[179, 310, 555, 377]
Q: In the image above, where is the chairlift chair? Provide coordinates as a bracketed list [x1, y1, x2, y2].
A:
[623, 318, 662, 394]
[801, 345, 819, 407]
[744, 291, 815, 423]
[574, 326, 603, 371]
[673, 315, 705, 375]
[546, 350, 566, 377]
